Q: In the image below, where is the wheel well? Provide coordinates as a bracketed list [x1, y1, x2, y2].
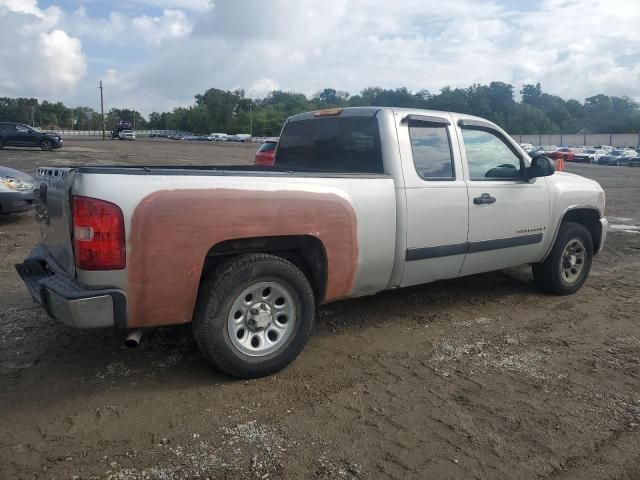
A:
[201, 235, 328, 302]
[562, 208, 602, 252]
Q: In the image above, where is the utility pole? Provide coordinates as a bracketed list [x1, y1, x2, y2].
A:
[99, 80, 105, 140]
[133, 110, 136, 130]
[249, 99, 253, 136]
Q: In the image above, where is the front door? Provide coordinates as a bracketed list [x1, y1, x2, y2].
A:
[457, 123, 550, 276]
[398, 113, 470, 287]
[12, 124, 37, 146]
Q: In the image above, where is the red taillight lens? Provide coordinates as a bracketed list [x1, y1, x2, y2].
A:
[72, 195, 126, 270]
[255, 151, 275, 166]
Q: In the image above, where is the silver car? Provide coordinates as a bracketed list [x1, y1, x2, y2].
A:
[0, 166, 34, 214]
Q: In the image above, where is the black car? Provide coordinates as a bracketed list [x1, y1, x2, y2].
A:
[0, 122, 62, 151]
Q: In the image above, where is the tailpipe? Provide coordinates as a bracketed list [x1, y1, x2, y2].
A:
[125, 328, 144, 348]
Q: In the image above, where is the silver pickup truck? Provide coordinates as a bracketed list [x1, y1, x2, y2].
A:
[16, 107, 607, 378]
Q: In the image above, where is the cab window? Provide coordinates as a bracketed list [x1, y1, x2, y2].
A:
[461, 128, 523, 180]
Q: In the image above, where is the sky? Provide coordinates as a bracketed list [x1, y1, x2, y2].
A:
[1, 0, 639, 116]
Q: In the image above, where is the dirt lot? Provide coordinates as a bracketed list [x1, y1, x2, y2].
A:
[1, 139, 639, 479]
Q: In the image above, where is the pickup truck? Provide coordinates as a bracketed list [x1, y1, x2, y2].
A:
[16, 107, 608, 378]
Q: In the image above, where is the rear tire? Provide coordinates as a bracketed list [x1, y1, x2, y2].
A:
[40, 139, 54, 151]
[532, 222, 593, 295]
[193, 254, 315, 378]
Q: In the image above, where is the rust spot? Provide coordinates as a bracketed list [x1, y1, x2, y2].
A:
[127, 189, 358, 327]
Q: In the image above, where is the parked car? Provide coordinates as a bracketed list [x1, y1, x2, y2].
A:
[573, 148, 606, 164]
[254, 138, 278, 166]
[0, 166, 34, 214]
[16, 107, 607, 378]
[118, 130, 136, 141]
[231, 134, 252, 143]
[597, 149, 638, 166]
[628, 156, 640, 167]
[0, 122, 62, 151]
[519, 143, 534, 152]
[208, 133, 228, 142]
[547, 147, 575, 162]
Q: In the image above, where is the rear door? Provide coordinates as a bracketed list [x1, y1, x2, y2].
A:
[397, 113, 470, 287]
[456, 120, 550, 276]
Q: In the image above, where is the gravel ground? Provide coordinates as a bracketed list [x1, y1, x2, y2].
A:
[1, 139, 639, 479]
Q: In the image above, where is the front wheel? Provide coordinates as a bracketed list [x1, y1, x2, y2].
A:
[532, 222, 593, 295]
[40, 139, 54, 151]
[193, 254, 315, 378]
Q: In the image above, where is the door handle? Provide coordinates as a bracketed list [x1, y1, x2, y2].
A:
[473, 193, 496, 205]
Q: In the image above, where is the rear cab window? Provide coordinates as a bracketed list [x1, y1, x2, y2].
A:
[275, 114, 384, 173]
[258, 141, 277, 153]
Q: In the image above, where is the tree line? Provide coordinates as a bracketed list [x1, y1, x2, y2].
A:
[2, 82, 639, 136]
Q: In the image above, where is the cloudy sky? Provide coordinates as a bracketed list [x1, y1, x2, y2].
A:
[1, 0, 639, 115]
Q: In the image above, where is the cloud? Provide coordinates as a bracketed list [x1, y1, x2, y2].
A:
[63, 7, 193, 47]
[1, 0, 639, 115]
[0, 1, 86, 96]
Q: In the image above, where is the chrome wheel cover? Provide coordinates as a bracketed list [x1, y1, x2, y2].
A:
[227, 281, 296, 357]
[560, 238, 586, 284]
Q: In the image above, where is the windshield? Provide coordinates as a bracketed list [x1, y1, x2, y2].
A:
[610, 150, 623, 155]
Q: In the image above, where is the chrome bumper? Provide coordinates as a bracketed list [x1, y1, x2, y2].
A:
[15, 246, 127, 328]
[598, 217, 608, 254]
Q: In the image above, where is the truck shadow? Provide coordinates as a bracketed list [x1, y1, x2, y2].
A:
[1, 265, 541, 408]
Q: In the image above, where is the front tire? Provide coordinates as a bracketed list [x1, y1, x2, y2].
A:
[193, 254, 315, 378]
[40, 139, 54, 151]
[532, 222, 593, 295]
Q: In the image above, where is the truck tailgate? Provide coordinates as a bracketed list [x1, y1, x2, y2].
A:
[33, 167, 75, 275]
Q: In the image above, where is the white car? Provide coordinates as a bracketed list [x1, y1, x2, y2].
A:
[573, 148, 607, 163]
[208, 133, 228, 142]
[519, 143, 534, 152]
[118, 130, 136, 141]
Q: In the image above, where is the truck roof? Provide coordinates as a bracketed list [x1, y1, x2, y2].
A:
[286, 106, 498, 128]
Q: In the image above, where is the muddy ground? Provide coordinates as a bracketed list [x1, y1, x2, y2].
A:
[1, 139, 639, 479]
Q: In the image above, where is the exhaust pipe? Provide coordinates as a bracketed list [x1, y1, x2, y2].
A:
[125, 329, 144, 348]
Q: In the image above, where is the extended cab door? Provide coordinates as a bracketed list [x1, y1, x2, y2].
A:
[398, 113, 470, 287]
[456, 119, 550, 276]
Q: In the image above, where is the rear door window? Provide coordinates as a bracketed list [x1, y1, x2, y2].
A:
[275, 115, 383, 173]
[408, 121, 455, 180]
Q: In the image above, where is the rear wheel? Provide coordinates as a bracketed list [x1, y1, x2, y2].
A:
[40, 139, 54, 151]
[532, 222, 593, 295]
[193, 254, 315, 378]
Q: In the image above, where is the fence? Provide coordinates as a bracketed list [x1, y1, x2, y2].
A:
[512, 133, 640, 148]
[49, 129, 180, 137]
[45, 129, 640, 148]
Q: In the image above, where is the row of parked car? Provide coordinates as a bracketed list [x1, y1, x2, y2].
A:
[520, 144, 640, 167]
[154, 132, 268, 143]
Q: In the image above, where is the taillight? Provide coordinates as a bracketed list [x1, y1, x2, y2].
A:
[72, 195, 125, 270]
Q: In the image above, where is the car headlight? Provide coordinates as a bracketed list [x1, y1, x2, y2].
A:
[0, 176, 33, 192]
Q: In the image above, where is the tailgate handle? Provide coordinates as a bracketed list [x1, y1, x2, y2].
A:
[473, 193, 496, 205]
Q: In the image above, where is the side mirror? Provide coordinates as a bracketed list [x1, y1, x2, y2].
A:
[526, 155, 555, 179]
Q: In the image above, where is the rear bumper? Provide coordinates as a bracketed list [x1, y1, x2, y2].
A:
[598, 218, 608, 254]
[15, 246, 127, 329]
[0, 190, 34, 214]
